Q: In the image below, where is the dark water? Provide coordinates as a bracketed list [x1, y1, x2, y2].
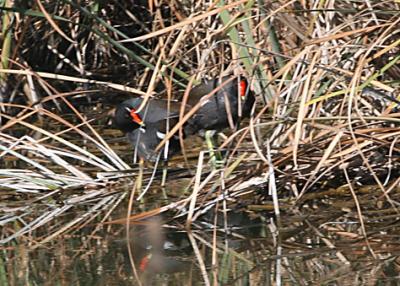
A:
[2, 202, 400, 285]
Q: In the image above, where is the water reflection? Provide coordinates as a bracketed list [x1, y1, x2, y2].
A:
[2, 204, 400, 285]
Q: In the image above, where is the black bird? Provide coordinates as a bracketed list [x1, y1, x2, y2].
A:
[114, 98, 184, 161]
[114, 98, 183, 132]
[185, 76, 255, 135]
[126, 120, 181, 162]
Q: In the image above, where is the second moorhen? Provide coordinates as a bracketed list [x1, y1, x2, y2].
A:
[185, 75, 255, 135]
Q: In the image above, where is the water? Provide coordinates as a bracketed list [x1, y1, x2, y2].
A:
[2, 109, 400, 285]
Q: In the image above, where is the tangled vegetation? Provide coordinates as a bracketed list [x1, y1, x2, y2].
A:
[1, 1, 400, 284]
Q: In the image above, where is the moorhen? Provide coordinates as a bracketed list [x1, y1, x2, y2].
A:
[185, 75, 255, 135]
[114, 98, 183, 132]
[114, 98, 185, 161]
[127, 120, 181, 162]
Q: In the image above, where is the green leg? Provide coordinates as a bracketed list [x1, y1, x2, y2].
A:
[205, 130, 224, 169]
[160, 159, 169, 200]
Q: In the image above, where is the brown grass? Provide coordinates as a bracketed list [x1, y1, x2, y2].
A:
[1, 1, 400, 284]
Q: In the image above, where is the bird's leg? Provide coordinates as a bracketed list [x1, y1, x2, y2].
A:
[160, 141, 169, 193]
[137, 153, 162, 201]
[205, 130, 224, 169]
[137, 158, 144, 202]
[161, 157, 169, 197]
